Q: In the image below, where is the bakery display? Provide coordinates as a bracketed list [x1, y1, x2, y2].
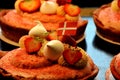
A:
[0, 23, 99, 80]
[0, 0, 88, 44]
[93, 0, 120, 45]
[108, 53, 120, 80]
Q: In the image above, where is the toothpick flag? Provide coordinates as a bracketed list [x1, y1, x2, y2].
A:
[57, 21, 78, 36]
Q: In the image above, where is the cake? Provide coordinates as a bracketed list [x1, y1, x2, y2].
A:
[109, 53, 120, 80]
[0, 22, 99, 80]
[0, 47, 99, 80]
[0, 0, 88, 44]
[93, 0, 120, 44]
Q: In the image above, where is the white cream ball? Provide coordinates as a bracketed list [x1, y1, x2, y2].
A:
[29, 21, 48, 38]
[40, 1, 59, 14]
[43, 40, 64, 61]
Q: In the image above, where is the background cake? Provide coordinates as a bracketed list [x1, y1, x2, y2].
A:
[109, 53, 120, 79]
[0, 0, 88, 44]
[0, 25, 99, 80]
[93, 0, 120, 44]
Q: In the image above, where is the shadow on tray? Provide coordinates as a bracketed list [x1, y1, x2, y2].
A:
[93, 35, 120, 55]
[0, 40, 18, 51]
[77, 39, 87, 51]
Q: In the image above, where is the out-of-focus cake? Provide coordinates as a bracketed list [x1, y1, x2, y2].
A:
[93, 0, 120, 44]
[0, 24, 98, 80]
[109, 53, 120, 80]
[0, 0, 88, 44]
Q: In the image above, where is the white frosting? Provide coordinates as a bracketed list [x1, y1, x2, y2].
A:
[43, 40, 64, 61]
[40, 1, 59, 14]
[28, 21, 48, 38]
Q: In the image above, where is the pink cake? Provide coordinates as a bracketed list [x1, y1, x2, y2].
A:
[93, 2, 120, 43]
[0, 0, 88, 43]
[110, 53, 120, 79]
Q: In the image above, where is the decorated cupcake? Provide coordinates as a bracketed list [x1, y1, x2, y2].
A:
[0, 22, 98, 80]
[93, 0, 120, 44]
[0, 0, 88, 45]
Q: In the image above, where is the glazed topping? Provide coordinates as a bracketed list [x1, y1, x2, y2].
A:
[19, 35, 42, 53]
[40, 1, 59, 14]
[15, 0, 41, 13]
[58, 44, 88, 68]
[63, 48, 82, 65]
[111, 0, 120, 11]
[28, 21, 48, 38]
[19, 21, 47, 54]
[43, 40, 64, 61]
[64, 4, 81, 16]
[114, 53, 120, 75]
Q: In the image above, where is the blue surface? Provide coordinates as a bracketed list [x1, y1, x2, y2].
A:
[82, 17, 120, 80]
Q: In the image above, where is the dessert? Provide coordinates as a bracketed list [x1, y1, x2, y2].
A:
[93, 0, 120, 44]
[0, 0, 88, 44]
[109, 53, 120, 80]
[0, 23, 98, 80]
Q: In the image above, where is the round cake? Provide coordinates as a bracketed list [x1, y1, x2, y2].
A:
[110, 53, 120, 80]
[0, 47, 98, 80]
[93, 0, 120, 44]
[0, 21, 98, 80]
[0, 0, 88, 43]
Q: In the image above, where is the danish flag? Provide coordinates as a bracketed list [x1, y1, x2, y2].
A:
[57, 21, 78, 36]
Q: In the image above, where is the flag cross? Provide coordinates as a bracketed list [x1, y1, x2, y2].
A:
[57, 21, 77, 36]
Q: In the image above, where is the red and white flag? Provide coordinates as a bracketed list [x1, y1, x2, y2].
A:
[57, 21, 78, 36]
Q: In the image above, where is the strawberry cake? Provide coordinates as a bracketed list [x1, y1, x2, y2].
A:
[0, 0, 88, 44]
[108, 53, 120, 80]
[0, 26, 99, 80]
[93, 0, 120, 44]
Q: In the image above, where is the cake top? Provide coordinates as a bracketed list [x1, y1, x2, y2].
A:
[14, 0, 81, 21]
[18, 21, 88, 69]
[97, 1, 120, 31]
